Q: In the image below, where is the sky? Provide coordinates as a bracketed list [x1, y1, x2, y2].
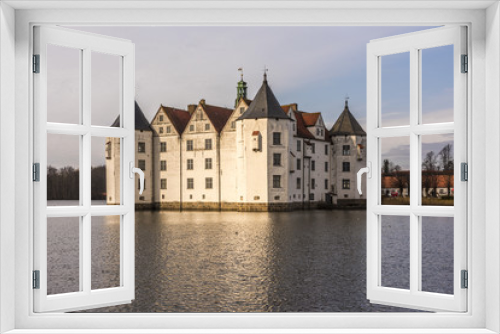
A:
[46, 26, 454, 169]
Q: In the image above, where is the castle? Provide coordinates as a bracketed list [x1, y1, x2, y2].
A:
[106, 74, 367, 211]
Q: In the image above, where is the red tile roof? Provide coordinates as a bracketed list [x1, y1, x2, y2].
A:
[202, 104, 234, 133]
[160, 105, 191, 135]
[301, 112, 321, 127]
[293, 111, 315, 140]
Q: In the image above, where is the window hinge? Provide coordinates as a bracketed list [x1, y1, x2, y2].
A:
[33, 54, 40, 73]
[461, 270, 468, 289]
[461, 54, 468, 73]
[33, 163, 40, 182]
[461, 162, 468, 181]
[32, 270, 40, 289]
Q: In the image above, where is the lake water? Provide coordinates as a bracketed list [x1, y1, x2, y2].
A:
[46, 202, 454, 312]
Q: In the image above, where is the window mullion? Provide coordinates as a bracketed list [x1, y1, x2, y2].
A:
[409, 47, 420, 294]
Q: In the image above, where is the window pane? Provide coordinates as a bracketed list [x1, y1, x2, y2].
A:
[91, 215, 121, 290]
[421, 45, 454, 124]
[381, 52, 410, 127]
[47, 134, 80, 206]
[381, 215, 410, 290]
[381, 137, 410, 205]
[421, 216, 454, 294]
[91, 52, 121, 127]
[93, 137, 121, 205]
[47, 217, 80, 294]
[421, 134, 454, 206]
[47, 44, 81, 124]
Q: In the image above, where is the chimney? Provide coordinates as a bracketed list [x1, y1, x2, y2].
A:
[187, 104, 197, 115]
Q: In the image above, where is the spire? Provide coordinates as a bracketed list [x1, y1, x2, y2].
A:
[235, 67, 248, 107]
[329, 99, 366, 137]
[237, 75, 290, 121]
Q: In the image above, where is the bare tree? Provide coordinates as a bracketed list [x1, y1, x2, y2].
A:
[439, 144, 454, 196]
[422, 151, 439, 197]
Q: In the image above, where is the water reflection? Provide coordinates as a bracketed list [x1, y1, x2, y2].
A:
[70, 208, 423, 312]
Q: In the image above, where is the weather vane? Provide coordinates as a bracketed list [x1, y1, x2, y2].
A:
[263, 66, 268, 81]
[238, 67, 244, 80]
[345, 94, 349, 107]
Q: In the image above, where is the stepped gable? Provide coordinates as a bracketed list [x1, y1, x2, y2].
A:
[161, 105, 191, 135]
[111, 101, 152, 131]
[202, 104, 234, 133]
[329, 100, 366, 136]
[238, 75, 290, 121]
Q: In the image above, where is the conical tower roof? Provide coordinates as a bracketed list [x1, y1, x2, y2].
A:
[111, 101, 152, 131]
[237, 75, 290, 121]
[329, 101, 366, 136]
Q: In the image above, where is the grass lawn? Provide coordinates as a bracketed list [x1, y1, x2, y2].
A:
[381, 197, 453, 206]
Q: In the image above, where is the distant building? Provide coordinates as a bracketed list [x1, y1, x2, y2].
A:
[106, 74, 367, 211]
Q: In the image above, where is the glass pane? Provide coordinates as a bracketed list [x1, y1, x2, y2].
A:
[421, 134, 454, 206]
[381, 215, 410, 290]
[92, 52, 121, 127]
[381, 137, 410, 205]
[381, 52, 410, 127]
[92, 137, 120, 205]
[91, 215, 121, 290]
[421, 45, 454, 124]
[47, 44, 81, 124]
[421, 216, 454, 294]
[47, 134, 80, 206]
[47, 217, 80, 294]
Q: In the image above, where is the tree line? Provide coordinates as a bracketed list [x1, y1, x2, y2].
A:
[47, 165, 106, 201]
[382, 143, 454, 197]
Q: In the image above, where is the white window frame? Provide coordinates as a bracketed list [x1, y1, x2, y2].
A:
[1, 2, 499, 333]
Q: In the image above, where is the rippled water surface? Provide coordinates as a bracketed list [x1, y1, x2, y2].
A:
[46, 204, 453, 312]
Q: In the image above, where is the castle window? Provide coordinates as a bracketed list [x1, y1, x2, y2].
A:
[187, 178, 194, 189]
[160, 178, 167, 189]
[166, 126, 171, 134]
[231, 121, 236, 129]
[296, 178, 301, 189]
[316, 128, 320, 136]
[325, 179, 329, 190]
[309, 193, 315, 201]
[343, 162, 350, 172]
[273, 132, 281, 145]
[138, 160, 146, 171]
[205, 158, 212, 170]
[160, 160, 166, 171]
[324, 161, 328, 172]
[160, 142, 166, 152]
[189, 124, 194, 132]
[186, 140, 193, 151]
[187, 159, 194, 170]
[297, 158, 301, 170]
[311, 143, 315, 153]
[159, 115, 163, 122]
[311, 178, 316, 189]
[205, 177, 213, 189]
[273, 153, 281, 166]
[325, 144, 328, 155]
[297, 140, 301, 151]
[342, 179, 350, 189]
[239, 107, 245, 114]
[159, 127, 163, 133]
[272, 175, 281, 188]
[138, 142, 145, 153]
[205, 123, 210, 131]
[343, 145, 350, 156]
[311, 160, 315, 171]
[205, 138, 212, 150]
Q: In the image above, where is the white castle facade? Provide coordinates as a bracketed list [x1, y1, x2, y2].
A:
[106, 75, 367, 211]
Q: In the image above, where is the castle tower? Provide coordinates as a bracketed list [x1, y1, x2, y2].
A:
[236, 72, 293, 211]
[106, 101, 154, 209]
[329, 99, 367, 206]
